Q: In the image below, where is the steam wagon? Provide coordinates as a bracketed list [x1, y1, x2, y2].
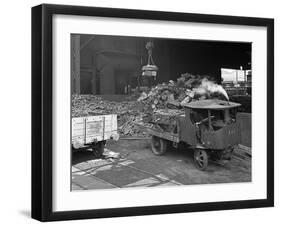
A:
[137, 99, 241, 170]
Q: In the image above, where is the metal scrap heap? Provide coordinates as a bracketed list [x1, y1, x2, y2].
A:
[138, 73, 229, 112]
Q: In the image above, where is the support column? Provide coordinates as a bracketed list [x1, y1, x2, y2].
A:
[71, 34, 80, 94]
[91, 54, 97, 94]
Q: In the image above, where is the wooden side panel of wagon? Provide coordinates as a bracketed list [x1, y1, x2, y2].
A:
[103, 115, 118, 140]
[72, 114, 118, 149]
[72, 117, 86, 148]
[85, 116, 104, 143]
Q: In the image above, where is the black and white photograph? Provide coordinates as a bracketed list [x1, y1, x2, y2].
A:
[71, 34, 252, 191]
[29, 2, 274, 222]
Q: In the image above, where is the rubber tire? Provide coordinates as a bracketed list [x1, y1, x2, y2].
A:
[151, 136, 167, 156]
[194, 149, 208, 171]
[92, 141, 105, 158]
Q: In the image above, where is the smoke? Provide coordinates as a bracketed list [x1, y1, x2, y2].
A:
[193, 78, 229, 100]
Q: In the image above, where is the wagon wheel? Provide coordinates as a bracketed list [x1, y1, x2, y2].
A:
[92, 141, 105, 158]
[194, 149, 208, 170]
[151, 136, 167, 155]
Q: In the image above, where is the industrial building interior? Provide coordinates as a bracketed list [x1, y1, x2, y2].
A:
[71, 34, 251, 95]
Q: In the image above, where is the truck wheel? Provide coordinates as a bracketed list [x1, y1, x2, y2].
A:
[194, 149, 208, 170]
[151, 136, 167, 155]
[92, 141, 105, 158]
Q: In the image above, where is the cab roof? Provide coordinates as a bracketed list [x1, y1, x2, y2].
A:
[182, 99, 241, 110]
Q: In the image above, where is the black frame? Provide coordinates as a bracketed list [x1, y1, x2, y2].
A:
[32, 4, 274, 222]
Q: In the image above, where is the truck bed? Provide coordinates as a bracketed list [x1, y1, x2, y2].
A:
[135, 121, 180, 143]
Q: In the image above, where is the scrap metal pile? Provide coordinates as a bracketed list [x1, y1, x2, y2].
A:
[138, 73, 229, 112]
[136, 73, 230, 131]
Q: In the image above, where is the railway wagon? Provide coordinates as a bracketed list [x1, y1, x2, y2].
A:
[72, 114, 119, 157]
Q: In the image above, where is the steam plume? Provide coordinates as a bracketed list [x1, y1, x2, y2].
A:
[193, 78, 229, 100]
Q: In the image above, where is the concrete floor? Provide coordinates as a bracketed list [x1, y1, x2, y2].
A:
[72, 139, 251, 190]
